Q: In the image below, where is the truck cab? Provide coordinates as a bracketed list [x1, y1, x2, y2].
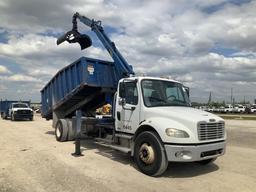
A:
[9, 103, 33, 121]
[114, 76, 226, 175]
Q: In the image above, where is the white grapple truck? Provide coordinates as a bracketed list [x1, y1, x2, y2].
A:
[41, 13, 226, 176]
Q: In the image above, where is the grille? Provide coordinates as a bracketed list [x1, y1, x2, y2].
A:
[198, 121, 225, 141]
[17, 110, 31, 114]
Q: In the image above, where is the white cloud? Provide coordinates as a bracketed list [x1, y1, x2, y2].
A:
[0, 84, 7, 90]
[0, 65, 11, 74]
[0, 33, 111, 73]
[0, 74, 41, 82]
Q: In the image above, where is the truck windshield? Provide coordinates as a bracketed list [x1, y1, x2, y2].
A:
[141, 79, 190, 107]
[13, 103, 28, 108]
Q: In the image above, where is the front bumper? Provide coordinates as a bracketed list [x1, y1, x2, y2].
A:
[13, 114, 33, 119]
[164, 141, 226, 162]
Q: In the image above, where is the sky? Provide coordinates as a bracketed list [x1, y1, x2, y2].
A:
[0, 0, 255, 103]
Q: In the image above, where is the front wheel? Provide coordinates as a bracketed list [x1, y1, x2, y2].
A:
[11, 114, 15, 121]
[134, 131, 168, 176]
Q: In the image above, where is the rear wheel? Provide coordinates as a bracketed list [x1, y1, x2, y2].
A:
[55, 119, 68, 142]
[134, 131, 168, 176]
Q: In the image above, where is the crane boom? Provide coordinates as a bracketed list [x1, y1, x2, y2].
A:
[57, 12, 134, 78]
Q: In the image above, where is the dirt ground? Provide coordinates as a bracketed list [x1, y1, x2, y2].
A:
[0, 115, 255, 192]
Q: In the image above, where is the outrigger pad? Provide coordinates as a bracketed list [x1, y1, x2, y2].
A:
[57, 30, 92, 50]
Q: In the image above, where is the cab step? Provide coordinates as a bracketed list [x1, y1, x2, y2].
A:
[94, 137, 113, 144]
[115, 133, 133, 140]
[94, 140, 131, 153]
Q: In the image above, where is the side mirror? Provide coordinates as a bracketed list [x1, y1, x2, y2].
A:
[119, 82, 126, 98]
[184, 87, 190, 97]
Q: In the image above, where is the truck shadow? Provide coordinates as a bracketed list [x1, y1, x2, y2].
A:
[78, 139, 219, 178]
[163, 162, 219, 178]
[9, 119, 33, 121]
[45, 131, 55, 135]
[79, 139, 133, 165]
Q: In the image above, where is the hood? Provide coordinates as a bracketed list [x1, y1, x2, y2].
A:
[142, 106, 225, 144]
[144, 106, 223, 126]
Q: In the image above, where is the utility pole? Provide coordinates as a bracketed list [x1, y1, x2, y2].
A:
[231, 88, 233, 106]
[208, 92, 212, 106]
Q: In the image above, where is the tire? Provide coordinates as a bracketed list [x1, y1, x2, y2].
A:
[30, 116, 34, 121]
[55, 119, 68, 142]
[11, 113, 15, 121]
[134, 131, 168, 176]
[197, 158, 217, 165]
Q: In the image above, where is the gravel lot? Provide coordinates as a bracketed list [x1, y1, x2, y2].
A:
[0, 115, 255, 192]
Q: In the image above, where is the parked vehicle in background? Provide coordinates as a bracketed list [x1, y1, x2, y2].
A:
[213, 107, 220, 113]
[9, 103, 33, 121]
[251, 105, 256, 113]
[199, 106, 208, 111]
[234, 105, 246, 113]
[207, 108, 214, 112]
[224, 104, 233, 113]
[218, 106, 225, 113]
[0, 100, 33, 121]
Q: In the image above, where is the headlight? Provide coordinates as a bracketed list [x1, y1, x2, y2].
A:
[165, 128, 189, 138]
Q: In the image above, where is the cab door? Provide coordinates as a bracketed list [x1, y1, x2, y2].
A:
[115, 80, 140, 134]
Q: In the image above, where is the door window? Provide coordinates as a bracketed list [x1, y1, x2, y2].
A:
[123, 82, 138, 105]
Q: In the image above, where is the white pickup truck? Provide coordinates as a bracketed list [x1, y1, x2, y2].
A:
[251, 105, 256, 113]
[224, 105, 233, 113]
[234, 105, 246, 113]
[9, 103, 34, 121]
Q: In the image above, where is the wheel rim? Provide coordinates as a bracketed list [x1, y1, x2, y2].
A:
[139, 143, 155, 165]
[56, 124, 61, 138]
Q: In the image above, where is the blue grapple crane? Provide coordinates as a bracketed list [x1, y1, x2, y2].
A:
[41, 12, 134, 127]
